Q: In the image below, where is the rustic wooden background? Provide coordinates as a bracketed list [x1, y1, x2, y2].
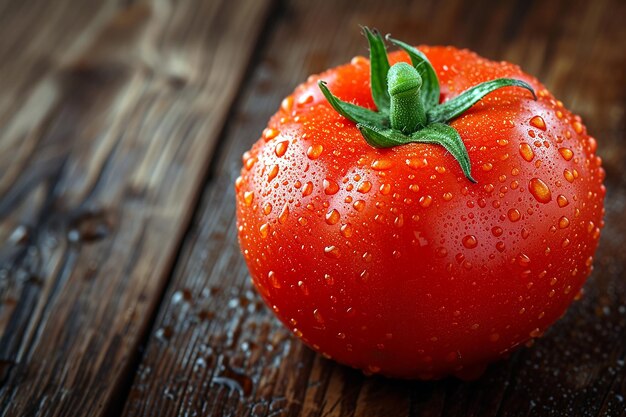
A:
[0, 0, 624, 415]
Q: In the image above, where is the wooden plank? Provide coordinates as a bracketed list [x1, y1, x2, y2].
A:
[127, 0, 626, 415]
[0, 0, 273, 415]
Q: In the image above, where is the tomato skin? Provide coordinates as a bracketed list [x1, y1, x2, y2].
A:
[235, 47, 605, 379]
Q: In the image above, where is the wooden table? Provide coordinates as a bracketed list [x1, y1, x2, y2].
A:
[0, 0, 624, 415]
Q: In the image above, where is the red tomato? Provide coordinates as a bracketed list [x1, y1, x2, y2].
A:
[235, 37, 605, 379]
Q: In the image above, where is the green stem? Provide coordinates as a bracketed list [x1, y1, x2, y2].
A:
[317, 29, 537, 183]
[387, 63, 426, 133]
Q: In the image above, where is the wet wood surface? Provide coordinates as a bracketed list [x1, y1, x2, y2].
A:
[1, 0, 625, 416]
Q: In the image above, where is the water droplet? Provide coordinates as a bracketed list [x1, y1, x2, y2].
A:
[340, 223, 353, 237]
[263, 128, 279, 141]
[324, 273, 334, 285]
[558, 147, 573, 161]
[529, 115, 546, 131]
[379, 183, 391, 195]
[507, 209, 521, 222]
[394, 214, 404, 228]
[357, 181, 372, 193]
[558, 216, 570, 229]
[298, 94, 313, 105]
[529, 328, 543, 338]
[443, 192, 453, 201]
[371, 158, 393, 170]
[491, 226, 503, 237]
[462, 235, 478, 249]
[302, 182, 313, 196]
[564, 169, 575, 183]
[409, 184, 420, 193]
[281, 96, 293, 112]
[275, 141, 289, 157]
[243, 191, 254, 206]
[529, 178, 552, 203]
[557, 195, 569, 208]
[482, 163, 493, 171]
[278, 204, 289, 224]
[353, 200, 366, 211]
[324, 246, 341, 258]
[307, 144, 323, 159]
[244, 155, 257, 170]
[324, 179, 339, 195]
[519, 143, 534, 162]
[313, 309, 324, 324]
[406, 157, 427, 169]
[572, 121, 583, 134]
[259, 223, 270, 238]
[267, 164, 279, 182]
[325, 209, 340, 225]
[517, 253, 531, 267]
[419, 195, 432, 208]
[298, 217, 308, 226]
[268, 271, 280, 288]
[263, 203, 272, 215]
[235, 176, 244, 191]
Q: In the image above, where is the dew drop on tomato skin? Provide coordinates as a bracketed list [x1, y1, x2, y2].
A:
[307, 144, 323, 160]
[529, 115, 547, 131]
[379, 183, 391, 195]
[507, 209, 521, 222]
[325, 209, 340, 225]
[323, 179, 339, 195]
[353, 200, 366, 211]
[267, 164, 279, 182]
[491, 226, 503, 237]
[275, 140, 289, 157]
[243, 191, 254, 206]
[529, 178, 552, 203]
[462, 235, 478, 249]
[302, 182, 313, 196]
[324, 246, 341, 258]
[519, 143, 534, 162]
[267, 271, 280, 289]
[340, 223, 353, 237]
[278, 204, 289, 224]
[557, 195, 569, 208]
[357, 181, 372, 193]
[558, 147, 574, 161]
[371, 158, 394, 170]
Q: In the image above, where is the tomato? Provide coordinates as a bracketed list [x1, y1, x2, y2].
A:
[235, 29, 605, 379]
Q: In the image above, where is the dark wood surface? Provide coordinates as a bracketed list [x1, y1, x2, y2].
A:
[0, 0, 625, 416]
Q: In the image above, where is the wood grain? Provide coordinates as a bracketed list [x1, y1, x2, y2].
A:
[0, 0, 273, 415]
[1, 0, 625, 415]
[121, 0, 626, 416]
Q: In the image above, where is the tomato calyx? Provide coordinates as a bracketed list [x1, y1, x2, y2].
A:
[318, 27, 538, 183]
